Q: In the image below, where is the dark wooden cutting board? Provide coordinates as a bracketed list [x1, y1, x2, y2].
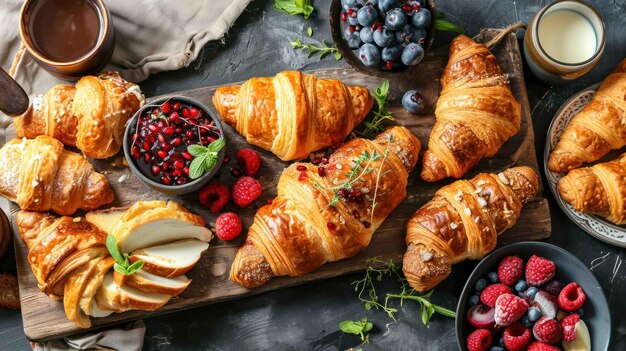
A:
[9, 29, 551, 341]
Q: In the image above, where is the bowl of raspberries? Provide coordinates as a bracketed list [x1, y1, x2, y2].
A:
[456, 242, 610, 351]
[330, 0, 436, 77]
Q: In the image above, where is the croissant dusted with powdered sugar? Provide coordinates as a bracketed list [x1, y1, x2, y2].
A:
[212, 70, 374, 161]
[421, 35, 521, 182]
[230, 126, 421, 288]
[0, 136, 114, 215]
[404, 166, 539, 292]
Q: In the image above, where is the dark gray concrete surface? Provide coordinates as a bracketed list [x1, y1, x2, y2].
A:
[1, 0, 625, 350]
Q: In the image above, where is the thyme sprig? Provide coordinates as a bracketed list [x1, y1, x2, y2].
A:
[352, 258, 456, 324]
[353, 80, 395, 139]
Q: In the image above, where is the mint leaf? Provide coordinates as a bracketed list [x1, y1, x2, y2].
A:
[189, 156, 207, 179]
[106, 234, 124, 265]
[433, 19, 464, 33]
[126, 260, 144, 274]
[307, 27, 313, 37]
[207, 137, 226, 153]
[339, 318, 373, 341]
[204, 156, 217, 171]
[113, 263, 129, 275]
[188, 144, 207, 157]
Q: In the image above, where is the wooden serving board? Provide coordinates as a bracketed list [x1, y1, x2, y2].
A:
[9, 29, 551, 341]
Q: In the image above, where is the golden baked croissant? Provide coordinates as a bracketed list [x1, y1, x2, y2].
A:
[14, 72, 144, 159]
[558, 152, 626, 225]
[231, 126, 421, 288]
[421, 35, 521, 182]
[548, 59, 626, 173]
[404, 166, 538, 292]
[212, 70, 374, 161]
[0, 136, 114, 215]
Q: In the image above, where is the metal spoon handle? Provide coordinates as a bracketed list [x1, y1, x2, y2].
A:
[0, 67, 29, 117]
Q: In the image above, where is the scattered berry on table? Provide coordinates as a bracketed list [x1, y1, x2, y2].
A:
[503, 322, 531, 351]
[198, 182, 230, 213]
[532, 290, 558, 319]
[488, 271, 499, 283]
[527, 306, 542, 322]
[544, 280, 564, 296]
[532, 316, 562, 344]
[480, 283, 511, 307]
[560, 313, 580, 341]
[400, 42, 424, 66]
[215, 212, 242, 241]
[236, 148, 261, 176]
[525, 255, 556, 286]
[558, 282, 586, 311]
[474, 278, 487, 292]
[401, 90, 424, 113]
[494, 293, 528, 326]
[498, 256, 524, 286]
[467, 303, 495, 329]
[469, 295, 480, 306]
[232, 176, 262, 208]
[526, 341, 560, 351]
[467, 328, 492, 351]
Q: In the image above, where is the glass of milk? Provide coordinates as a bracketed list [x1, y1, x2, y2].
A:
[524, 0, 605, 84]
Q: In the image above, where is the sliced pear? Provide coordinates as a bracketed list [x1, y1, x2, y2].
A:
[129, 239, 209, 278]
[562, 319, 591, 351]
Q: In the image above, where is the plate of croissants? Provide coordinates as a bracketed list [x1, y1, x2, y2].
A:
[544, 58, 626, 247]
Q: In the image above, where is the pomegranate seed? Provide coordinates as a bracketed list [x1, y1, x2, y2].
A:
[321, 158, 329, 164]
[267, 199, 273, 205]
[341, 12, 347, 22]
[157, 150, 167, 159]
[208, 136, 216, 143]
[142, 141, 150, 151]
[386, 61, 393, 70]
[363, 221, 371, 228]
[224, 156, 230, 163]
[349, 25, 355, 33]
[182, 151, 193, 160]
[161, 176, 172, 185]
[172, 169, 182, 177]
[175, 127, 183, 133]
[144, 153, 150, 162]
[152, 108, 160, 115]
[148, 124, 159, 132]
[327, 222, 336, 231]
[231, 168, 242, 177]
[174, 160, 185, 169]
[182, 107, 190, 118]
[346, 8, 354, 15]
[355, 25, 362, 31]
[146, 135, 155, 144]
[162, 102, 171, 113]
[169, 112, 180, 123]
[157, 134, 165, 143]
[298, 171, 308, 181]
[161, 143, 172, 152]
[176, 177, 187, 185]
[132, 152, 140, 160]
[413, 4, 420, 10]
[183, 167, 190, 175]
[169, 152, 182, 161]
[312, 158, 321, 165]
[189, 107, 199, 119]
[131, 145, 139, 154]
[173, 102, 181, 111]
[163, 127, 174, 135]
[296, 165, 307, 171]
[171, 137, 182, 146]
[318, 167, 326, 177]
[185, 130, 195, 140]
[151, 165, 160, 175]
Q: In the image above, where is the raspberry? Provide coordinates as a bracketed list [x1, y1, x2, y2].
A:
[532, 290, 558, 319]
[480, 284, 511, 307]
[494, 293, 528, 326]
[503, 322, 531, 351]
[558, 282, 586, 312]
[560, 313, 580, 341]
[498, 256, 524, 286]
[532, 317, 562, 344]
[198, 182, 230, 213]
[466, 329, 492, 351]
[215, 212, 242, 241]
[232, 176, 262, 208]
[544, 280, 564, 296]
[526, 341, 560, 351]
[236, 148, 261, 176]
[525, 255, 555, 286]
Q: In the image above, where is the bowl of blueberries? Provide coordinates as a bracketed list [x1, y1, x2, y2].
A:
[330, 0, 436, 77]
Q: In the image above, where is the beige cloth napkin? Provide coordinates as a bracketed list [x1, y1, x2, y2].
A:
[33, 321, 146, 351]
[1, 0, 252, 95]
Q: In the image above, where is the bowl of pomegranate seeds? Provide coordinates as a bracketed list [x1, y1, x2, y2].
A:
[123, 96, 226, 195]
[456, 241, 610, 351]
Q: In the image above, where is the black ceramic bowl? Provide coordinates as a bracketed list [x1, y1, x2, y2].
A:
[456, 242, 610, 351]
[330, 0, 436, 78]
[123, 96, 225, 196]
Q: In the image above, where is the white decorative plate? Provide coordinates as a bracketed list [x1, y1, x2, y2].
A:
[544, 83, 626, 247]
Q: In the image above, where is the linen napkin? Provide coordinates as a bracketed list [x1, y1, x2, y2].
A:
[33, 321, 146, 351]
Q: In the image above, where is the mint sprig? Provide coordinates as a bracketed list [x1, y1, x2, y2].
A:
[187, 137, 226, 179]
[353, 80, 395, 139]
[106, 234, 144, 275]
[274, 0, 314, 19]
[339, 317, 374, 342]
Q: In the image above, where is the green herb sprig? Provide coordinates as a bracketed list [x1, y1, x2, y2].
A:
[290, 38, 342, 60]
[339, 317, 374, 341]
[106, 234, 144, 276]
[274, 0, 314, 19]
[187, 138, 226, 179]
[353, 80, 395, 139]
[352, 258, 456, 324]
[433, 11, 465, 33]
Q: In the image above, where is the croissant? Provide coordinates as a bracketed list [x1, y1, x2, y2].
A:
[230, 126, 421, 288]
[548, 59, 626, 173]
[404, 166, 538, 292]
[212, 70, 374, 161]
[558, 152, 626, 225]
[14, 71, 145, 159]
[421, 35, 521, 182]
[0, 136, 114, 215]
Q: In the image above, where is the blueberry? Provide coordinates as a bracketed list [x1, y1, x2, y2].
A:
[488, 272, 499, 283]
[402, 90, 424, 113]
[408, 27, 427, 45]
[499, 337, 505, 347]
[576, 308, 584, 317]
[347, 8, 361, 26]
[344, 29, 362, 49]
[515, 279, 528, 292]
[411, 8, 431, 28]
[474, 278, 487, 292]
[521, 316, 533, 328]
[358, 43, 381, 67]
[359, 27, 375, 44]
[373, 28, 395, 47]
[381, 45, 402, 62]
[355, 0, 369, 5]
[378, 0, 400, 14]
[489, 347, 505, 351]
[357, 6, 378, 27]
[468, 295, 480, 306]
[366, 0, 379, 6]
[385, 9, 407, 30]
[401, 42, 424, 66]
[341, 0, 357, 10]
[524, 287, 539, 299]
[528, 306, 542, 322]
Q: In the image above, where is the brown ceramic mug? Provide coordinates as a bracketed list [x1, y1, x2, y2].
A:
[18, 0, 115, 81]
